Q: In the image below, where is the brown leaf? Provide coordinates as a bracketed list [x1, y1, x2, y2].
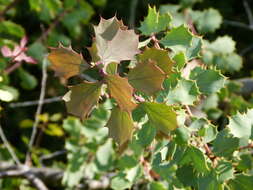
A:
[62, 82, 102, 119]
[48, 44, 88, 79]
[128, 60, 166, 95]
[105, 74, 137, 112]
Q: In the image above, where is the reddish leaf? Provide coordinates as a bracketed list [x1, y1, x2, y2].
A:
[105, 74, 137, 112]
[48, 44, 88, 79]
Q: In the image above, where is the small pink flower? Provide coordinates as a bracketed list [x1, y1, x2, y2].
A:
[1, 36, 37, 64]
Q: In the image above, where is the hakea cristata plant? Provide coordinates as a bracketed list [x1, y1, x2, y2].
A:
[48, 16, 178, 145]
[47, 10, 217, 146]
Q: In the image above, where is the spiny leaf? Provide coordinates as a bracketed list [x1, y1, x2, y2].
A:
[48, 44, 88, 79]
[128, 60, 166, 95]
[139, 6, 171, 36]
[228, 174, 253, 190]
[165, 78, 200, 105]
[138, 47, 174, 74]
[105, 74, 137, 112]
[160, 25, 202, 60]
[105, 107, 134, 145]
[94, 16, 139, 65]
[140, 102, 177, 134]
[62, 82, 102, 119]
[227, 109, 253, 141]
[190, 67, 226, 95]
[160, 25, 192, 54]
[190, 8, 222, 34]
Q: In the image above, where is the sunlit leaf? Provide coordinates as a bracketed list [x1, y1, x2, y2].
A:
[140, 102, 177, 134]
[48, 44, 88, 79]
[139, 6, 171, 35]
[138, 47, 174, 74]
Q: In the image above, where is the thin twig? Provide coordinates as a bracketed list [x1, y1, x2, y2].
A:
[129, 0, 138, 28]
[239, 142, 253, 151]
[4, 61, 22, 74]
[243, 0, 253, 26]
[9, 97, 62, 108]
[223, 20, 253, 31]
[240, 44, 253, 55]
[26, 59, 48, 165]
[39, 150, 67, 166]
[0, 124, 21, 165]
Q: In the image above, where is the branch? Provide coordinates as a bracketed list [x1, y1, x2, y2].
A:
[26, 59, 48, 165]
[0, 162, 110, 189]
[223, 20, 253, 31]
[9, 96, 62, 108]
[0, 124, 21, 165]
[243, 0, 253, 26]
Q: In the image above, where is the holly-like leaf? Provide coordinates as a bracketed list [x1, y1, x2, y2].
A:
[105, 74, 137, 112]
[128, 60, 166, 95]
[140, 102, 177, 134]
[138, 47, 174, 74]
[94, 16, 139, 65]
[190, 67, 226, 95]
[216, 160, 234, 182]
[139, 6, 171, 36]
[191, 8, 222, 34]
[165, 78, 200, 105]
[48, 44, 88, 79]
[160, 25, 192, 54]
[212, 129, 239, 157]
[227, 109, 253, 141]
[228, 174, 253, 190]
[62, 82, 102, 119]
[105, 107, 134, 145]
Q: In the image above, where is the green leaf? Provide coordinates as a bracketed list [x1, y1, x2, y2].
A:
[186, 35, 202, 60]
[0, 85, 19, 102]
[175, 126, 190, 145]
[105, 107, 134, 145]
[28, 42, 47, 62]
[228, 174, 253, 190]
[161, 25, 192, 54]
[216, 160, 234, 182]
[94, 16, 139, 65]
[176, 165, 198, 187]
[197, 170, 220, 190]
[111, 173, 131, 190]
[148, 181, 167, 190]
[165, 78, 200, 105]
[173, 52, 186, 71]
[18, 68, 38, 90]
[0, 21, 25, 38]
[128, 60, 166, 95]
[137, 122, 156, 147]
[213, 129, 239, 157]
[139, 6, 171, 35]
[227, 109, 253, 141]
[140, 102, 177, 134]
[190, 67, 226, 95]
[206, 36, 236, 54]
[62, 82, 102, 119]
[191, 8, 222, 33]
[138, 47, 174, 74]
[106, 62, 118, 75]
[187, 146, 209, 173]
[105, 74, 137, 112]
[95, 139, 114, 171]
[213, 53, 242, 73]
[48, 44, 88, 79]
[237, 154, 253, 171]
